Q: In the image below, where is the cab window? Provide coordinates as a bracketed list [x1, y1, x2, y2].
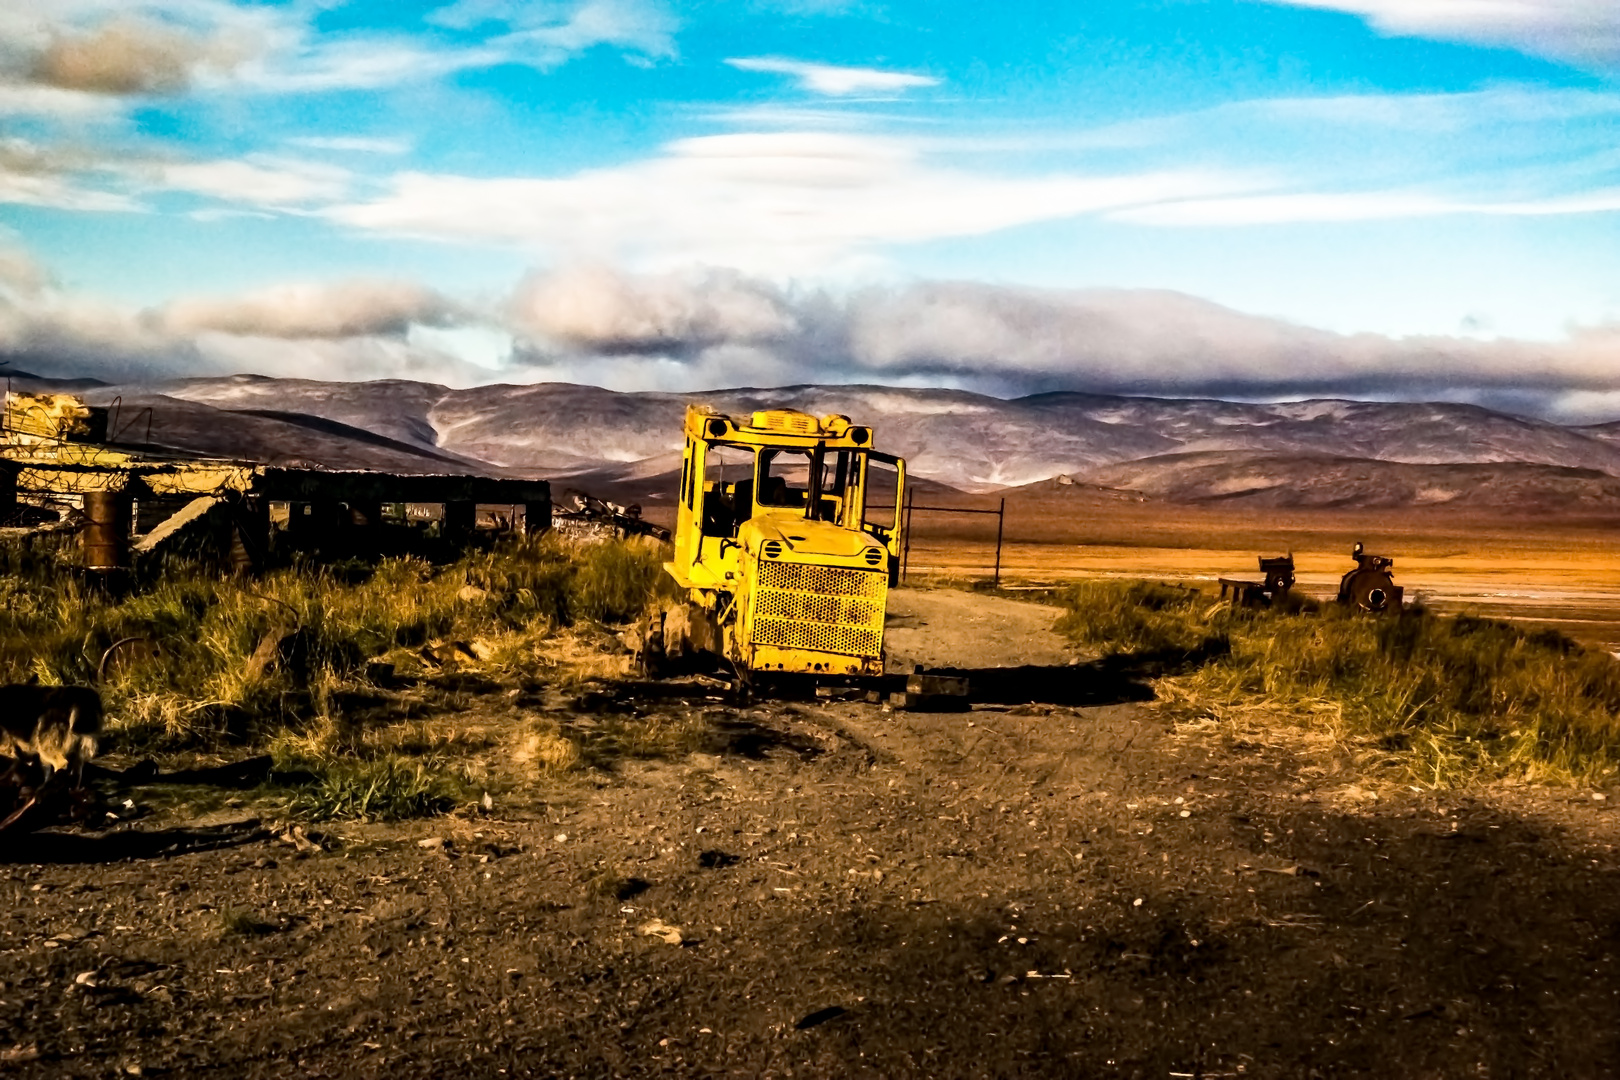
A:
[757, 449, 813, 509]
[700, 444, 753, 537]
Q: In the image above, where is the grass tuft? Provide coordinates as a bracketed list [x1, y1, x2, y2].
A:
[272, 751, 467, 821]
[1059, 580, 1620, 786]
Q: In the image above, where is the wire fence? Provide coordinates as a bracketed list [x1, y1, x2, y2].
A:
[900, 488, 1007, 586]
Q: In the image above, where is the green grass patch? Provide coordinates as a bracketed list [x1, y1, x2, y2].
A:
[1059, 580, 1620, 786]
[272, 751, 468, 821]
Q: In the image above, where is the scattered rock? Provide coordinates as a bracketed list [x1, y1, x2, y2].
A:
[274, 824, 325, 854]
[637, 919, 683, 946]
[456, 584, 490, 604]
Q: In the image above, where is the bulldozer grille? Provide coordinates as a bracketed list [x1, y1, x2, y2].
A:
[752, 560, 886, 658]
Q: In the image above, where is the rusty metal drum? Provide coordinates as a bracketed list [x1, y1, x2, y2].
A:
[82, 490, 132, 571]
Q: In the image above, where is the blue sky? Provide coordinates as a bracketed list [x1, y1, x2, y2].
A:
[0, 0, 1618, 414]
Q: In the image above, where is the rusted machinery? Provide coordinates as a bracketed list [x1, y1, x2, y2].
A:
[1218, 554, 1295, 607]
[0, 390, 551, 571]
[1337, 542, 1403, 613]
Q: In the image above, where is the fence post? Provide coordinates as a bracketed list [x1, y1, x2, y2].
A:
[993, 497, 1005, 588]
[901, 485, 914, 583]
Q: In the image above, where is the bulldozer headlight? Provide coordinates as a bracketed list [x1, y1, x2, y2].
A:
[706, 418, 730, 439]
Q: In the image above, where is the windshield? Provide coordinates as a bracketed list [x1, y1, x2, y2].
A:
[756, 448, 813, 509]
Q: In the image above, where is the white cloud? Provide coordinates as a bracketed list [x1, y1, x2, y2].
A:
[0, 83, 123, 118]
[508, 265, 802, 350]
[0, 169, 137, 212]
[287, 135, 413, 155]
[186, 332, 494, 385]
[1264, 0, 1620, 67]
[153, 155, 352, 206]
[0, 245, 50, 296]
[326, 131, 1244, 273]
[1116, 187, 1620, 226]
[0, 0, 673, 109]
[726, 57, 939, 96]
[495, 0, 679, 67]
[0, 256, 487, 384]
[3, 245, 1620, 407]
[29, 17, 247, 95]
[157, 279, 464, 338]
[0, 138, 139, 211]
[419, 0, 678, 76]
[497, 264, 1620, 405]
[231, 37, 498, 94]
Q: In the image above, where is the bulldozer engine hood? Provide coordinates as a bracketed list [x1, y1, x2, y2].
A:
[741, 513, 883, 560]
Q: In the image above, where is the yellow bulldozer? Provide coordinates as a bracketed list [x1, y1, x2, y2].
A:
[639, 405, 906, 688]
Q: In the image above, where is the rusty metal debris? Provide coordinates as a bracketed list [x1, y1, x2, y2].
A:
[553, 488, 670, 543]
[1218, 554, 1295, 608]
[0, 683, 104, 841]
[1337, 542, 1404, 613]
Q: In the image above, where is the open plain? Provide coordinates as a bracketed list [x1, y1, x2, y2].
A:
[889, 490, 1620, 653]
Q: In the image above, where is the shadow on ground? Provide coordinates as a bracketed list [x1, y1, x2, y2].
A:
[935, 639, 1228, 706]
[485, 801, 1620, 1079]
[1, 819, 267, 864]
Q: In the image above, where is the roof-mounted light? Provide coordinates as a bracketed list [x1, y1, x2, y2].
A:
[751, 410, 819, 435]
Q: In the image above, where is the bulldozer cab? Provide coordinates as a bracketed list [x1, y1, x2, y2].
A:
[663, 406, 905, 680]
[670, 407, 905, 591]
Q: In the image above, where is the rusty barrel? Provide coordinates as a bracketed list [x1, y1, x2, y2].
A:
[82, 490, 132, 571]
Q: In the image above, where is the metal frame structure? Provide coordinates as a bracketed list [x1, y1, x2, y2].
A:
[0, 391, 550, 570]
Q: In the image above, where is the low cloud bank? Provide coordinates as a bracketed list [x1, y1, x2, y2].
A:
[158, 280, 464, 339]
[4, 256, 1620, 421]
[506, 265, 1620, 410]
[0, 265, 490, 386]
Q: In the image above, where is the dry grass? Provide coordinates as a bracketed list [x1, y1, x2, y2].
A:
[0, 533, 675, 818]
[1058, 579, 1620, 786]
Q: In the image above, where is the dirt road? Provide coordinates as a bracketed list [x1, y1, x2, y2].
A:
[2, 591, 1617, 1078]
[883, 587, 1076, 671]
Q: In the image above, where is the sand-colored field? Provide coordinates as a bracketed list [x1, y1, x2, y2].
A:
[899, 491, 1620, 650]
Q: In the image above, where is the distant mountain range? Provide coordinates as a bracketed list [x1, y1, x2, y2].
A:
[19, 374, 1620, 514]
